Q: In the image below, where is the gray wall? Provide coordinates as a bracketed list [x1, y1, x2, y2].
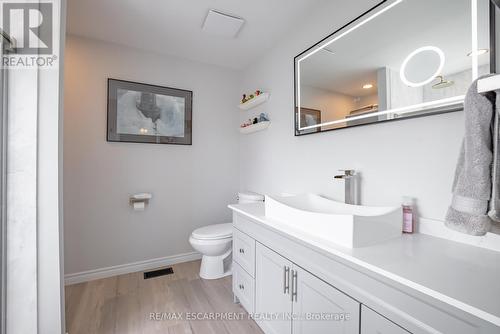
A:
[238, 0, 465, 221]
[63, 36, 239, 275]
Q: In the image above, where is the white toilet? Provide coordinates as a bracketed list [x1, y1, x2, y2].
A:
[189, 191, 264, 279]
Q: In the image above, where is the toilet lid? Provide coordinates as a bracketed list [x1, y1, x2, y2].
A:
[192, 223, 232, 240]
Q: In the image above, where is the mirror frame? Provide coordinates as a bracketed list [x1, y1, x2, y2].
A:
[294, 0, 497, 136]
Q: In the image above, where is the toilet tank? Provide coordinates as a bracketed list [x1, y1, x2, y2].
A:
[237, 191, 264, 204]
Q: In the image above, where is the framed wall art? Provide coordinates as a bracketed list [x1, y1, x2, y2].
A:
[107, 78, 193, 145]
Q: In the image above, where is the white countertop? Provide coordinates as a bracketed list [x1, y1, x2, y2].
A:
[229, 202, 500, 327]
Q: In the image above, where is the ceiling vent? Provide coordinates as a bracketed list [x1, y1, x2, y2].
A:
[202, 9, 245, 38]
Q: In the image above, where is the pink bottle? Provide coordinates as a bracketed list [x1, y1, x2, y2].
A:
[402, 197, 414, 234]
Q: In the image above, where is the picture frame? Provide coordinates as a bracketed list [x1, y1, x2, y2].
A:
[107, 78, 193, 145]
[296, 107, 321, 134]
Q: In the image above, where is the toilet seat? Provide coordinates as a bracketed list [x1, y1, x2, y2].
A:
[191, 223, 232, 240]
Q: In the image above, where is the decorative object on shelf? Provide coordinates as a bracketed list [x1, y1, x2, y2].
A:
[259, 113, 269, 122]
[238, 91, 270, 110]
[240, 113, 270, 128]
[241, 89, 262, 103]
[107, 78, 192, 145]
[239, 112, 271, 134]
[240, 119, 253, 128]
[239, 121, 271, 134]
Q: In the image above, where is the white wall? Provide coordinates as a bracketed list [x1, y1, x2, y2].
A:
[354, 94, 378, 109]
[239, 0, 464, 221]
[300, 85, 355, 121]
[64, 36, 239, 275]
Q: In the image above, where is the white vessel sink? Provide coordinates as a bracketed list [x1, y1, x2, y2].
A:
[265, 194, 402, 248]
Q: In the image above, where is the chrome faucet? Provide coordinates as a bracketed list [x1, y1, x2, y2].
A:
[334, 170, 358, 205]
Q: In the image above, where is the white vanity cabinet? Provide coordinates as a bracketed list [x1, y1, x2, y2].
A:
[231, 208, 500, 334]
[361, 306, 410, 334]
[254, 242, 360, 334]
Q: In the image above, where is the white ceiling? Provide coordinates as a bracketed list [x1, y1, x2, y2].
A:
[300, 0, 492, 97]
[66, 0, 324, 70]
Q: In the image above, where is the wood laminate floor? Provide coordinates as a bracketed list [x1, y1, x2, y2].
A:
[65, 260, 264, 334]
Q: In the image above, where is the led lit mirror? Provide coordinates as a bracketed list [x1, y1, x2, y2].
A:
[294, 0, 494, 135]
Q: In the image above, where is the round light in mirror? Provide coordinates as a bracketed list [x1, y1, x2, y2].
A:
[399, 46, 445, 88]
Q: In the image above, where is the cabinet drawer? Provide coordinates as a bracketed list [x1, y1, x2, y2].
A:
[361, 306, 410, 334]
[233, 262, 255, 314]
[233, 228, 256, 277]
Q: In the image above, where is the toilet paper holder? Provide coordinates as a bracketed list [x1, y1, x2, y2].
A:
[129, 193, 152, 208]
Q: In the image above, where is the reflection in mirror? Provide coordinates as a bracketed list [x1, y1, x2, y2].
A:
[294, 0, 493, 135]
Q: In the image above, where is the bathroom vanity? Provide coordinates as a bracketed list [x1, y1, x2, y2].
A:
[229, 202, 500, 334]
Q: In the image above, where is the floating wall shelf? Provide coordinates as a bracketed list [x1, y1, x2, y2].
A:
[239, 121, 270, 134]
[238, 92, 270, 110]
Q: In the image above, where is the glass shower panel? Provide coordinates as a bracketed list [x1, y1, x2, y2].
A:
[0, 31, 10, 334]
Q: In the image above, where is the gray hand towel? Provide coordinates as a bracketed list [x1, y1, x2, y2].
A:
[445, 77, 497, 236]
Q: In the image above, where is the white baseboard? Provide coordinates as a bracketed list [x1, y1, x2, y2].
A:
[64, 251, 202, 285]
[419, 218, 500, 252]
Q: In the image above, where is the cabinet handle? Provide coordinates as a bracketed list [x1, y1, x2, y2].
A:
[291, 270, 298, 302]
[239, 284, 244, 290]
[283, 266, 290, 294]
[239, 248, 245, 254]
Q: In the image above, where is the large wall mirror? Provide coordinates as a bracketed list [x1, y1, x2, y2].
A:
[294, 0, 495, 135]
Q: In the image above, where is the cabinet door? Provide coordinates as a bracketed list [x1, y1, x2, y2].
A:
[255, 243, 293, 334]
[361, 306, 410, 334]
[292, 266, 360, 334]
